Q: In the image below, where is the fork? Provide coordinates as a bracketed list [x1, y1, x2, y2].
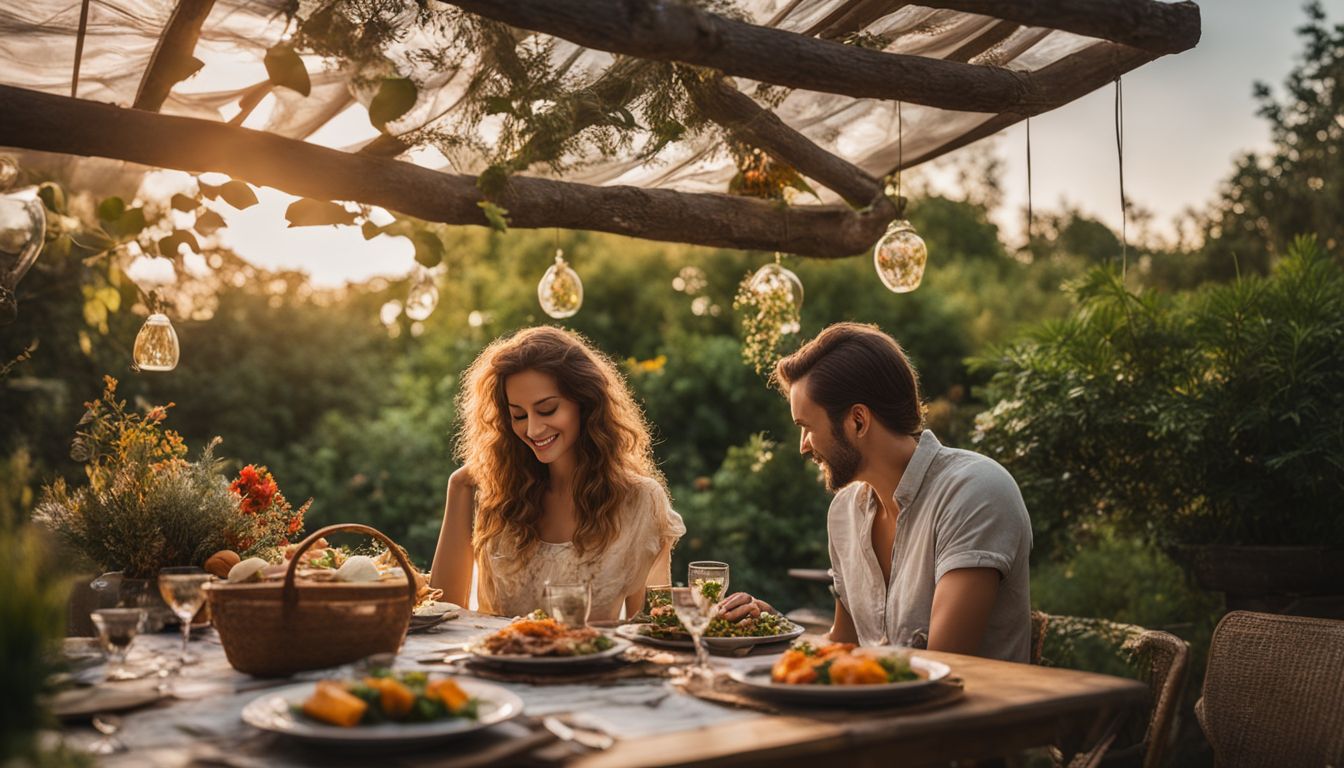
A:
[542, 714, 615, 751]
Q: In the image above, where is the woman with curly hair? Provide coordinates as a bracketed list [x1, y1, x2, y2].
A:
[428, 326, 684, 620]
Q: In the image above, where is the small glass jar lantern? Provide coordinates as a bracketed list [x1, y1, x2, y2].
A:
[133, 313, 180, 371]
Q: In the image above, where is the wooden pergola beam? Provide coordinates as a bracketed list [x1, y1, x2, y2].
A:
[134, 0, 217, 112]
[898, 41, 1156, 170]
[442, 0, 1193, 115]
[0, 85, 894, 259]
[944, 20, 1021, 63]
[686, 75, 882, 208]
[919, 0, 1201, 55]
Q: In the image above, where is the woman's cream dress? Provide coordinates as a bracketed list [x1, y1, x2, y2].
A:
[475, 476, 685, 621]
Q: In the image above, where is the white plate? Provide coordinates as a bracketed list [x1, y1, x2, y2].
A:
[726, 651, 952, 706]
[241, 679, 522, 745]
[704, 624, 805, 651]
[468, 636, 631, 668]
[49, 684, 163, 719]
[614, 622, 692, 649]
[615, 622, 805, 651]
[414, 601, 461, 618]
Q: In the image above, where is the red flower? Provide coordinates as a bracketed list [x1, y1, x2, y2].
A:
[232, 465, 279, 515]
[227, 463, 310, 554]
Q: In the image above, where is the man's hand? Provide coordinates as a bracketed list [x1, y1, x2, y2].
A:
[717, 592, 776, 622]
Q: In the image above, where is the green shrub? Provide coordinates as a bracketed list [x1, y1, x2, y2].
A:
[973, 237, 1344, 556]
[0, 524, 70, 762]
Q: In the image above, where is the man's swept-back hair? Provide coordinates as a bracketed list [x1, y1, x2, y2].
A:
[772, 322, 923, 436]
[455, 326, 664, 564]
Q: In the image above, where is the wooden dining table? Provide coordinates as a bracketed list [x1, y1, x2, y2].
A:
[55, 610, 1146, 768]
[577, 649, 1145, 767]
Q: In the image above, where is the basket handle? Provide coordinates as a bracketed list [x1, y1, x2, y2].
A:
[282, 524, 418, 608]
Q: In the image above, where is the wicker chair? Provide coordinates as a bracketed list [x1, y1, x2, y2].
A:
[1195, 611, 1344, 767]
[1033, 613, 1190, 768]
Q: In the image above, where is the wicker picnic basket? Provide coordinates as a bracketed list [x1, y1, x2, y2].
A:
[206, 523, 417, 677]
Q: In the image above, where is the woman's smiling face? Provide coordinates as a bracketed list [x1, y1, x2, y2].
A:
[504, 369, 581, 464]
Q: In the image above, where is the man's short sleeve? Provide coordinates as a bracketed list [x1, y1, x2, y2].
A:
[932, 461, 1030, 584]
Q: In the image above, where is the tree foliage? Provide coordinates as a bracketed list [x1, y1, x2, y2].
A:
[1201, 2, 1343, 277]
[973, 238, 1344, 557]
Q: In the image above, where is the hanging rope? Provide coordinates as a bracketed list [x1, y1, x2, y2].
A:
[896, 101, 903, 206]
[1114, 76, 1128, 279]
[1025, 116, 1033, 248]
[71, 0, 91, 98]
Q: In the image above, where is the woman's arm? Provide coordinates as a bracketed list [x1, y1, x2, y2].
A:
[624, 537, 674, 618]
[428, 466, 476, 606]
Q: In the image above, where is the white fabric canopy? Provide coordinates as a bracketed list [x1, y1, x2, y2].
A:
[0, 0, 1122, 200]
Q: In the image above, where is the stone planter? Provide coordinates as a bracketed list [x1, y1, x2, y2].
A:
[1189, 545, 1344, 619]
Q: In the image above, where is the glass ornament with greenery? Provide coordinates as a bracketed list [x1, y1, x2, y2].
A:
[538, 250, 583, 319]
[733, 258, 803, 375]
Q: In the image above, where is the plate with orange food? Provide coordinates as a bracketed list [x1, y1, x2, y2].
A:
[467, 615, 630, 668]
[726, 641, 952, 706]
[241, 670, 522, 745]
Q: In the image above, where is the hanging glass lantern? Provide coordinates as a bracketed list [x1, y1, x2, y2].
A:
[404, 270, 439, 321]
[873, 218, 927, 293]
[748, 261, 804, 335]
[538, 249, 583, 319]
[0, 189, 47, 326]
[133, 313, 180, 371]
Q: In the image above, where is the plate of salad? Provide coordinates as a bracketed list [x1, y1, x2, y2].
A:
[725, 642, 951, 705]
[241, 670, 522, 745]
[621, 587, 804, 651]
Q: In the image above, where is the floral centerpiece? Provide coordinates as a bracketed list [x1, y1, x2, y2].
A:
[229, 463, 310, 552]
[35, 377, 310, 579]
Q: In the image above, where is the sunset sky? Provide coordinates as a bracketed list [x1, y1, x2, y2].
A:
[201, 1, 1339, 288]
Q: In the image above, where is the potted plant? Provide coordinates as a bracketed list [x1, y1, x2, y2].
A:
[972, 237, 1344, 615]
[34, 377, 309, 629]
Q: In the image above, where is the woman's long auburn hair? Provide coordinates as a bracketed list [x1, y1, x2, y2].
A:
[456, 326, 665, 565]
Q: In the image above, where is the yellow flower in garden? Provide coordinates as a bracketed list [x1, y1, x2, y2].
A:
[626, 355, 667, 375]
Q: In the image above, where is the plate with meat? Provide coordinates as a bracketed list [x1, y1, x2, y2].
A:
[467, 616, 629, 667]
[726, 642, 951, 705]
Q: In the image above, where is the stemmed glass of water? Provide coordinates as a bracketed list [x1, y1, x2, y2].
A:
[90, 608, 145, 682]
[157, 567, 212, 666]
[675, 561, 730, 677]
[688, 561, 729, 603]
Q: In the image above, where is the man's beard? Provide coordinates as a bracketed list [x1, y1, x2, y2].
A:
[812, 429, 861, 493]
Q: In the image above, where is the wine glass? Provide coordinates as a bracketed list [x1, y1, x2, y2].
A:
[644, 584, 672, 614]
[542, 581, 591, 628]
[87, 714, 125, 755]
[687, 561, 730, 607]
[157, 567, 212, 666]
[670, 587, 715, 677]
[90, 608, 144, 682]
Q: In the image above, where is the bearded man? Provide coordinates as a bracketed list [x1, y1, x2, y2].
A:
[719, 322, 1032, 662]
